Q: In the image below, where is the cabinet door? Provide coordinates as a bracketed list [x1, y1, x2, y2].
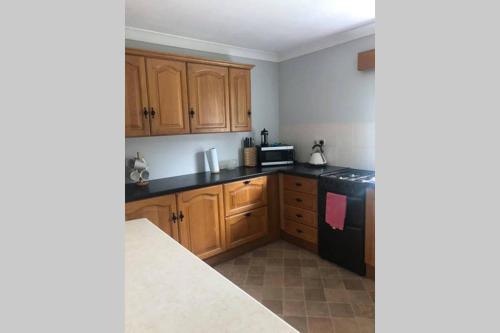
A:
[125, 195, 178, 240]
[229, 68, 251, 132]
[226, 207, 268, 249]
[187, 63, 230, 133]
[177, 185, 226, 259]
[365, 188, 375, 267]
[223, 176, 267, 216]
[146, 58, 190, 135]
[125, 55, 150, 137]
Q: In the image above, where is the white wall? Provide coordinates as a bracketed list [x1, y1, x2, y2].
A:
[125, 40, 280, 181]
[279, 35, 375, 170]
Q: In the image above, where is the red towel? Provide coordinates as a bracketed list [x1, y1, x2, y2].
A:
[325, 192, 347, 230]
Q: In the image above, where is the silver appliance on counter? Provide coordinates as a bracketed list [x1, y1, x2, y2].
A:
[257, 145, 295, 166]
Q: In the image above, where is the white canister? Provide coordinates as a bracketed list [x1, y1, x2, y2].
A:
[206, 148, 220, 173]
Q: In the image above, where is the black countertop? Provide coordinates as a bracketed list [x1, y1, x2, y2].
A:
[126, 163, 347, 202]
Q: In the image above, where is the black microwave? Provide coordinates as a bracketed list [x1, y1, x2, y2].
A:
[258, 145, 295, 166]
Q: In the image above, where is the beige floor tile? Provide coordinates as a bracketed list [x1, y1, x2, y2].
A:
[262, 286, 284, 300]
[284, 274, 303, 287]
[301, 267, 321, 279]
[307, 317, 334, 333]
[250, 257, 267, 266]
[227, 272, 246, 286]
[349, 291, 373, 305]
[356, 317, 375, 333]
[261, 299, 283, 315]
[306, 301, 330, 317]
[264, 271, 284, 286]
[242, 285, 263, 301]
[324, 289, 351, 303]
[284, 258, 302, 266]
[267, 250, 284, 258]
[245, 274, 264, 286]
[323, 278, 345, 289]
[248, 265, 266, 276]
[329, 303, 354, 317]
[283, 316, 308, 333]
[319, 267, 339, 279]
[234, 257, 251, 266]
[352, 304, 374, 319]
[343, 279, 365, 290]
[362, 278, 375, 291]
[284, 287, 305, 300]
[300, 259, 318, 267]
[305, 288, 326, 301]
[303, 278, 323, 288]
[283, 300, 307, 316]
[332, 317, 360, 333]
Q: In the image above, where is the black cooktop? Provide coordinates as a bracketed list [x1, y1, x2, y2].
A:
[322, 168, 375, 184]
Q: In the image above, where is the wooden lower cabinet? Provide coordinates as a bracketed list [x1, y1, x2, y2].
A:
[177, 185, 226, 259]
[125, 194, 179, 240]
[280, 174, 319, 251]
[283, 219, 317, 244]
[225, 207, 268, 249]
[223, 176, 267, 216]
[125, 176, 274, 261]
[365, 188, 375, 273]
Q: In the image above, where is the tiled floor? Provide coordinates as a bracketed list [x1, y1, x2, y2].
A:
[214, 240, 375, 333]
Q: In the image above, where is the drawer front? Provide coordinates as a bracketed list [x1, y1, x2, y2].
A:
[284, 190, 316, 211]
[225, 207, 268, 249]
[284, 219, 317, 244]
[283, 175, 317, 195]
[284, 205, 317, 228]
[224, 176, 267, 216]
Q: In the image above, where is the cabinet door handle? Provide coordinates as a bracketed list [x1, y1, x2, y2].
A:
[171, 213, 177, 224]
[243, 180, 250, 185]
[143, 107, 149, 118]
[296, 214, 303, 218]
[189, 108, 195, 118]
[150, 107, 156, 118]
[245, 212, 252, 217]
[178, 211, 184, 222]
[296, 198, 303, 203]
[247, 110, 251, 117]
[295, 182, 302, 187]
[296, 228, 303, 233]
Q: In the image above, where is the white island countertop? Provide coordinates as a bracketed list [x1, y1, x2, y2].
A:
[126, 218, 297, 333]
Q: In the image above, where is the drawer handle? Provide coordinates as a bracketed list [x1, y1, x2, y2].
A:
[296, 214, 303, 218]
[245, 212, 252, 217]
[295, 182, 302, 186]
[296, 228, 303, 233]
[243, 180, 250, 185]
[295, 198, 303, 203]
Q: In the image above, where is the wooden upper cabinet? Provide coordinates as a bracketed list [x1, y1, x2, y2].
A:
[358, 49, 375, 71]
[187, 63, 230, 133]
[125, 195, 178, 240]
[146, 58, 190, 135]
[229, 68, 251, 132]
[224, 176, 267, 216]
[177, 185, 226, 259]
[125, 55, 150, 137]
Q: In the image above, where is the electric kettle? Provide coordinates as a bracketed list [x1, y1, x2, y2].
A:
[308, 141, 327, 166]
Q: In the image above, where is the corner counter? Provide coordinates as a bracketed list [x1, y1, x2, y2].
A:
[125, 218, 297, 333]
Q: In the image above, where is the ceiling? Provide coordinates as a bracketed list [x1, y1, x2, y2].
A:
[125, 0, 375, 62]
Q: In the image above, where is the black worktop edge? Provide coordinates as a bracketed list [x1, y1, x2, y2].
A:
[125, 164, 351, 203]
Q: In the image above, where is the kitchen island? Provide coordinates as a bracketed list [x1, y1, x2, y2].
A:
[125, 218, 297, 333]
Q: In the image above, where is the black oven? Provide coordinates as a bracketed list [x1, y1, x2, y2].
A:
[258, 145, 295, 166]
